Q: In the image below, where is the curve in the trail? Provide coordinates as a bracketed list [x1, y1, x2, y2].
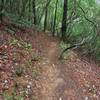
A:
[37, 39, 78, 100]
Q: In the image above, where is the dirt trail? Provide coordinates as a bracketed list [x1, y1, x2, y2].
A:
[33, 33, 61, 100]
[30, 33, 100, 100]
[36, 36, 77, 100]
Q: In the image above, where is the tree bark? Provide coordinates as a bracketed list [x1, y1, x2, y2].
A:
[33, 0, 37, 25]
[61, 0, 68, 40]
[0, 0, 4, 23]
[28, 0, 31, 21]
[44, 0, 51, 32]
[52, 0, 58, 36]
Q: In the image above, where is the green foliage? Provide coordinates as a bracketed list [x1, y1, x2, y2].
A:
[4, 95, 12, 100]
[32, 68, 39, 77]
[15, 67, 23, 77]
[4, 94, 24, 100]
[1, 0, 100, 60]
[59, 41, 70, 50]
[59, 41, 72, 60]
[9, 38, 32, 51]
[4, 87, 24, 100]
[31, 53, 40, 61]
[9, 39, 19, 46]
[23, 42, 32, 50]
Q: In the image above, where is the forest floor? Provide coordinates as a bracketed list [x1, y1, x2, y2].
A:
[0, 26, 100, 100]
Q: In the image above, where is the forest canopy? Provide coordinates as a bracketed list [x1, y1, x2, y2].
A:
[0, 0, 100, 60]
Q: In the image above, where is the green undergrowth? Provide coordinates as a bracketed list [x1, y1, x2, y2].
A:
[59, 41, 71, 60]
[9, 38, 41, 61]
[9, 37, 40, 71]
[9, 38, 32, 50]
[59, 41, 70, 50]
[2, 37, 40, 100]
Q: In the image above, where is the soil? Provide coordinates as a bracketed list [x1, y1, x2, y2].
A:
[30, 32, 100, 100]
[0, 28, 100, 100]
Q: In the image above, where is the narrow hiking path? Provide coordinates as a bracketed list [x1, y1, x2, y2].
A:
[30, 33, 100, 100]
[37, 39, 76, 100]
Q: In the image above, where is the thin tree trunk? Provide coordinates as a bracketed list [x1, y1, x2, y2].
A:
[19, 0, 27, 19]
[44, 8, 48, 32]
[28, 0, 31, 21]
[44, 0, 51, 32]
[61, 0, 68, 40]
[0, 0, 4, 23]
[33, 0, 37, 25]
[53, 0, 58, 36]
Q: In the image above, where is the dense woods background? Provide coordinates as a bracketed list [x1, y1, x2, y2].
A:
[0, 0, 100, 60]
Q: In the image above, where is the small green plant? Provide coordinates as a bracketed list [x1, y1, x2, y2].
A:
[13, 96, 24, 100]
[32, 96, 37, 100]
[9, 38, 32, 51]
[59, 41, 71, 60]
[9, 38, 19, 46]
[27, 59, 33, 68]
[59, 41, 70, 50]
[15, 67, 23, 77]
[4, 87, 24, 100]
[4, 95, 24, 100]
[4, 95, 12, 100]
[32, 69, 39, 77]
[31, 53, 40, 61]
[23, 42, 32, 50]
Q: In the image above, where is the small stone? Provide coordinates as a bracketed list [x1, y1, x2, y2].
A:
[19, 91, 24, 94]
[93, 85, 95, 88]
[93, 94, 96, 97]
[85, 96, 88, 100]
[25, 90, 29, 94]
[29, 82, 32, 85]
[0, 64, 2, 67]
[25, 75, 28, 78]
[4, 80, 8, 84]
[4, 45, 7, 48]
[27, 85, 31, 89]
[15, 63, 18, 66]
[59, 97, 62, 100]
[43, 62, 46, 65]
[52, 64, 55, 67]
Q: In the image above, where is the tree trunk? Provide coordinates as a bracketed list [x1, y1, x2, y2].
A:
[19, 0, 27, 19]
[44, 8, 48, 32]
[61, 0, 68, 40]
[28, 0, 31, 21]
[44, 0, 51, 32]
[33, 0, 37, 25]
[0, 0, 4, 23]
[52, 0, 58, 36]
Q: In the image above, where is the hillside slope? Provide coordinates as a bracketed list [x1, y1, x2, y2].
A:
[0, 29, 100, 100]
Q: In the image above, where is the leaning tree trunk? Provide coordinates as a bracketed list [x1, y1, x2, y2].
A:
[61, 0, 68, 40]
